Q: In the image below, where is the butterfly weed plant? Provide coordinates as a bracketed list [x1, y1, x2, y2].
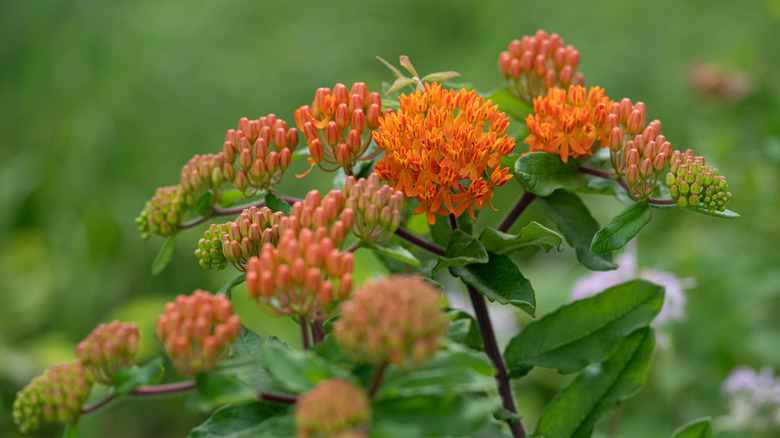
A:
[13, 29, 736, 438]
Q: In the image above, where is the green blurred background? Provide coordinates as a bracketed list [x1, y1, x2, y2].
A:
[2, 0, 779, 436]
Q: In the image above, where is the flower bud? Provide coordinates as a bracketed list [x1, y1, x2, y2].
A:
[294, 379, 371, 438]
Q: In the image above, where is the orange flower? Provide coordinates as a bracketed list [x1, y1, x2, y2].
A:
[524, 85, 613, 163]
[373, 83, 515, 225]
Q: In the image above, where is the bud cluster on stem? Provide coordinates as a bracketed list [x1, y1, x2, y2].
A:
[294, 378, 371, 438]
[665, 149, 731, 211]
[244, 226, 354, 320]
[155, 290, 242, 376]
[136, 185, 185, 238]
[224, 114, 299, 195]
[333, 275, 448, 367]
[196, 189, 355, 271]
[499, 29, 585, 101]
[76, 320, 140, 385]
[12, 360, 94, 433]
[295, 82, 385, 175]
[342, 173, 404, 243]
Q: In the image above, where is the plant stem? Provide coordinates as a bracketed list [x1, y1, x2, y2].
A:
[579, 166, 677, 206]
[81, 381, 197, 415]
[497, 191, 536, 233]
[345, 241, 360, 254]
[311, 319, 324, 344]
[178, 194, 304, 230]
[447, 216, 525, 437]
[300, 317, 310, 350]
[393, 227, 446, 257]
[367, 362, 389, 397]
[467, 285, 526, 438]
[258, 391, 298, 404]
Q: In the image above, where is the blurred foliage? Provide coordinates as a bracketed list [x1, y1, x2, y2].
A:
[1, 0, 778, 436]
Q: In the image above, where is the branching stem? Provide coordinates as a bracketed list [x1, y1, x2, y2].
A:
[579, 166, 676, 206]
[393, 227, 446, 257]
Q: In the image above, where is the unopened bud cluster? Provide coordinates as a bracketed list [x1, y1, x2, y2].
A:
[12, 360, 94, 433]
[245, 226, 354, 319]
[602, 98, 673, 199]
[137, 115, 298, 239]
[224, 115, 299, 195]
[156, 290, 242, 376]
[195, 206, 285, 270]
[334, 275, 448, 367]
[499, 29, 585, 101]
[196, 190, 354, 271]
[295, 82, 384, 174]
[76, 320, 140, 385]
[665, 149, 732, 211]
[342, 174, 404, 243]
[136, 185, 185, 238]
[294, 378, 371, 438]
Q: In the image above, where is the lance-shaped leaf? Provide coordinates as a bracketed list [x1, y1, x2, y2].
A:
[216, 274, 245, 300]
[359, 241, 420, 266]
[670, 417, 712, 438]
[373, 393, 497, 437]
[590, 199, 651, 254]
[188, 401, 292, 438]
[504, 279, 663, 377]
[449, 252, 535, 316]
[538, 190, 617, 271]
[112, 356, 164, 396]
[683, 206, 740, 219]
[264, 192, 291, 216]
[513, 153, 587, 197]
[186, 372, 258, 414]
[480, 222, 563, 255]
[151, 234, 177, 275]
[534, 327, 656, 438]
[429, 229, 489, 276]
[260, 341, 352, 394]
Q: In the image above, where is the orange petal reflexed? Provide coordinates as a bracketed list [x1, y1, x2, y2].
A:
[373, 83, 516, 224]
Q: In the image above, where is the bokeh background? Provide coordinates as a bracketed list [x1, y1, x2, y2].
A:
[2, 0, 779, 437]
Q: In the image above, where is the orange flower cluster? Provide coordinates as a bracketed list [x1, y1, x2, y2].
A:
[524, 85, 613, 163]
[155, 290, 242, 376]
[499, 29, 584, 100]
[373, 83, 515, 225]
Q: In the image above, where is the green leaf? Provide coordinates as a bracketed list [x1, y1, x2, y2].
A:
[197, 190, 215, 216]
[513, 153, 587, 197]
[189, 402, 292, 438]
[260, 341, 350, 393]
[534, 327, 656, 438]
[359, 241, 420, 266]
[370, 421, 424, 438]
[375, 344, 494, 398]
[373, 393, 497, 437]
[62, 423, 78, 438]
[449, 252, 536, 316]
[538, 190, 617, 271]
[481, 87, 533, 124]
[590, 200, 652, 254]
[479, 222, 563, 254]
[264, 192, 292, 216]
[216, 274, 246, 300]
[112, 356, 164, 396]
[186, 371, 258, 414]
[224, 329, 287, 394]
[670, 417, 712, 438]
[430, 229, 489, 276]
[504, 279, 663, 377]
[218, 190, 251, 208]
[683, 206, 740, 219]
[151, 234, 177, 275]
[446, 310, 484, 350]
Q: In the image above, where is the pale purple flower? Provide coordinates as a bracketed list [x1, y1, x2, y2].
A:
[717, 365, 780, 432]
[571, 242, 693, 325]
